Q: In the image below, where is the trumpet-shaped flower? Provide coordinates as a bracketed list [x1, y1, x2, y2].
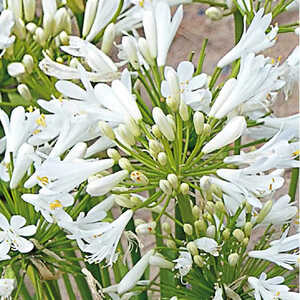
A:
[82, 210, 133, 266]
[202, 116, 246, 154]
[218, 9, 278, 68]
[248, 229, 299, 270]
[161, 61, 211, 112]
[173, 251, 193, 278]
[0, 214, 37, 258]
[0, 10, 15, 55]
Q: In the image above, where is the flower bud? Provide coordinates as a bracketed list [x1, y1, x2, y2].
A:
[255, 200, 273, 224]
[149, 139, 163, 154]
[138, 37, 154, 65]
[206, 201, 215, 214]
[35, 27, 47, 46]
[23, 0, 36, 22]
[119, 158, 133, 171]
[59, 31, 69, 45]
[192, 206, 201, 219]
[233, 229, 245, 242]
[143, 10, 157, 59]
[122, 36, 139, 69]
[215, 201, 225, 214]
[136, 222, 156, 235]
[179, 100, 189, 121]
[159, 179, 172, 195]
[107, 148, 121, 162]
[99, 121, 115, 140]
[115, 124, 135, 146]
[195, 220, 206, 235]
[242, 237, 249, 246]
[26, 22, 37, 34]
[56, 57, 64, 63]
[205, 7, 223, 21]
[7, 63, 26, 77]
[167, 114, 176, 131]
[152, 108, 175, 141]
[8, 0, 23, 18]
[180, 183, 189, 195]
[166, 68, 180, 111]
[114, 195, 134, 208]
[157, 152, 167, 166]
[244, 222, 252, 237]
[17, 84, 32, 101]
[203, 123, 211, 136]
[22, 54, 34, 73]
[193, 111, 204, 135]
[70, 58, 79, 68]
[222, 228, 231, 240]
[206, 225, 215, 238]
[162, 222, 171, 235]
[130, 171, 149, 185]
[54, 7, 72, 35]
[101, 23, 115, 54]
[167, 174, 178, 189]
[210, 184, 223, 198]
[130, 196, 143, 206]
[82, 0, 98, 37]
[43, 14, 55, 38]
[228, 253, 239, 267]
[14, 18, 26, 40]
[194, 255, 204, 267]
[166, 96, 178, 112]
[151, 124, 162, 139]
[149, 254, 174, 269]
[183, 224, 193, 236]
[187, 242, 198, 256]
[166, 240, 176, 249]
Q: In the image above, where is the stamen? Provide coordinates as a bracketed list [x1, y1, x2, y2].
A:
[36, 114, 46, 127]
[49, 200, 63, 210]
[37, 175, 49, 185]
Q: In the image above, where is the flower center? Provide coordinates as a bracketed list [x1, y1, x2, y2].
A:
[49, 200, 63, 210]
[36, 114, 46, 127]
[37, 176, 49, 185]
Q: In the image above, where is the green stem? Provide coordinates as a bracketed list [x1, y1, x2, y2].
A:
[288, 166, 299, 202]
[176, 193, 194, 225]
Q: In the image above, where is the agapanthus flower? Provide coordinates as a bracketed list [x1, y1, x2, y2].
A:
[0, 9, 15, 55]
[0, 278, 16, 298]
[173, 251, 193, 278]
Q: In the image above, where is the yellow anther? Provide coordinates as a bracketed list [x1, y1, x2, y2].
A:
[277, 56, 282, 62]
[37, 176, 49, 185]
[269, 183, 273, 190]
[293, 150, 300, 156]
[27, 106, 34, 112]
[275, 291, 280, 296]
[272, 178, 275, 183]
[33, 129, 41, 135]
[271, 58, 275, 64]
[49, 200, 63, 210]
[36, 114, 46, 127]
[139, 0, 144, 7]
[58, 96, 64, 102]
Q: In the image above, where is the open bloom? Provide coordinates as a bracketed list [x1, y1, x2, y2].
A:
[194, 237, 219, 256]
[0, 279, 16, 298]
[0, 9, 15, 55]
[0, 214, 37, 258]
[248, 229, 299, 270]
[217, 9, 278, 68]
[173, 251, 193, 278]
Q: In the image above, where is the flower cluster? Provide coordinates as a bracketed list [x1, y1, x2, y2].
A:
[0, 0, 299, 299]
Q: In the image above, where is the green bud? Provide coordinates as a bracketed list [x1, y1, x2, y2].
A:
[127, 117, 141, 137]
[206, 201, 215, 214]
[195, 220, 206, 235]
[119, 158, 133, 171]
[233, 229, 245, 242]
[167, 174, 178, 189]
[166, 240, 177, 249]
[222, 228, 231, 240]
[183, 224, 193, 236]
[244, 222, 253, 237]
[179, 100, 189, 121]
[210, 184, 223, 198]
[194, 255, 204, 267]
[193, 111, 204, 135]
[203, 124, 211, 136]
[192, 206, 201, 219]
[245, 201, 252, 214]
[157, 152, 167, 166]
[205, 7, 223, 21]
[228, 253, 239, 266]
[107, 148, 121, 162]
[130, 196, 143, 206]
[242, 237, 249, 246]
[206, 225, 215, 238]
[149, 139, 163, 154]
[215, 201, 225, 214]
[179, 182, 189, 195]
[187, 242, 198, 256]
[99, 121, 115, 140]
[114, 195, 134, 208]
[256, 200, 273, 224]
[162, 222, 171, 235]
[152, 124, 162, 139]
[159, 179, 173, 195]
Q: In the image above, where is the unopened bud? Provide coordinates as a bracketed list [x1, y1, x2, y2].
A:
[166, 114, 176, 131]
[166, 96, 178, 112]
[187, 242, 198, 256]
[192, 206, 201, 219]
[138, 37, 154, 65]
[130, 196, 143, 206]
[158, 152, 167, 166]
[151, 124, 162, 139]
[122, 36, 139, 69]
[193, 111, 204, 135]
[99, 121, 115, 140]
[210, 184, 223, 198]
[228, 253, 239, 266]
[17, 84, 32, 101]
[179, 100, 189, 121]
[215, 201, 225, 214]
[180, 183, 189, 195]
[43, 14, 55, 38]
[119, 158, 133, 171]
[101, 23, 115, 54]
[244, 222, 252, 237]
[242, 237, 249, 246]
[195, 220, 206, 235]
[183, 224, 193, 236]
[114, 195, 134, 208]
[166, 240, 176, 249]
[107, 148, 121, 162]
[136, 222, 156, 234]
[159, 179, 172, 195]
[26, 22, 37, 34]
[130, 171, 149, 185]
[166, 68, 180, 111]
[222, 228, 231, 240]
[194, 255, 204, 267]
[233, 229, 244, 242]
[127, 118, 140, 137]
[35, 27, 47, 46]
[167, 174, 178, 189]
[54, 8, 72, 35]
[206, 201, 215, 214]
[205, 7, 223, 21]
[7, 63, 26, 78]
[206, 225, 215, 238]
[149, 139, 163, 154]
[203, 123, 211, 136]
[256, 200, 273, 224]
[149, 253, 174, 269]
[14, 18, 26, 40]
[59, 31, 69, 45]
[22, 54, 34, 73]
[23, 0, 36, 22]
[115, 124, 135, 146]
[162, 222, 171, 235]
[152, 108, 175, 141]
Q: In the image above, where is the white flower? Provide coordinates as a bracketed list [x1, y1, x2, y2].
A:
[224, 130, 300, 173]
[173, 251, 193, 278]
[152, 107, 175, 141]
[248, 229, 299, 270]
[149, 253, 174, 269]
[0, 279, 16, 298]
[0, 214, 37, 258]
[86, 170, 129, 196]
[161, 61, 211, 112]
[118, 249, 154, 294]
[212, 285, 223, 300]
[211, 54, 285, 119]
[25, 157, 114, 193]
[22, 190, 74, 223]
[202, 116, 247, 154]
[194, 237, 219, 256]
[217, 9, 278, 68]
[0, 10, 15, 54]
[82, 210, 133, 266]
[248, 272, 297, 300]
